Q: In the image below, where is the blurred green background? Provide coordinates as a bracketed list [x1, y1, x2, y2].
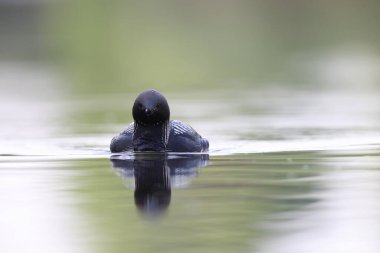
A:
[1, 0, 380, 94]
[1, 3, 380, 253]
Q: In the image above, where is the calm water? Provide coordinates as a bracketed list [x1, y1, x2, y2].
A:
[1, 81, 380, 252]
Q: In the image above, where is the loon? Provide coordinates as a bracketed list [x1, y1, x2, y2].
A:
[110, 90, 209, 153]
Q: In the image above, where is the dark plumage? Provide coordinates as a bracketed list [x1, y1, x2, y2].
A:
[110, 90, 209, 153]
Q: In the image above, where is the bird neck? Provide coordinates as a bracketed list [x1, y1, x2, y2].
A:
[133, 121, 169, 152]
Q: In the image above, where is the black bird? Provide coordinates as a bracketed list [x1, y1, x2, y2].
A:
[110, 90, 209, 152]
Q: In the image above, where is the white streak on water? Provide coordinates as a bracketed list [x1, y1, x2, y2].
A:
[0, 164, 88, 253]
[255, 162, 380, 253]
[0, 63, 89, 253]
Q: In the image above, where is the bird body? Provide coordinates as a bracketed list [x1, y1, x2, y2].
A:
[110, 90, 209, 153]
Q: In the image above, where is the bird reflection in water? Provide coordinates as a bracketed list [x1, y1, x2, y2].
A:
[111, 153, 209, 216]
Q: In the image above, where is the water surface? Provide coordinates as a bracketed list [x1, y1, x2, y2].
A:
[1, 84, 380, 253]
